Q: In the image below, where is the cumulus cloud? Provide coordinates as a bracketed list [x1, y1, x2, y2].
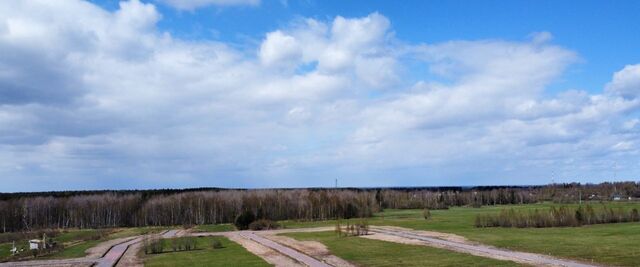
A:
[606, 64, 640, 99]
[0, 0, 639, 191]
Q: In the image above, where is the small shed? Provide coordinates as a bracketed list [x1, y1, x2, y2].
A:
[29, 240, 41, 250]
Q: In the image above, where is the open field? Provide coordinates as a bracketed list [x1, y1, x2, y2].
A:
[283, 231, 522, 266]
[1, 202, 638, 266]
[0, 227, 167, 262]
[274, 202, 640, 266]
[192, 224, 236, 233]
[144, 236, 270, 267]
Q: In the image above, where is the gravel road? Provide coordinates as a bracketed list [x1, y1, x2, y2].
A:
[239, 232, 333, 267]
[370, 227, 602, 267]
[0, 230, 173, 267]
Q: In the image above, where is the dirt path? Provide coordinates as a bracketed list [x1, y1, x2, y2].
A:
[0, 230, 172, 267]
[0, 258, 96, 267]
[115, 230, 176, 267]
[258, 232, 355, 267]
[239, 232, 332, 267]
[225, 232, 303, 267]
[368, 227, 602, 267]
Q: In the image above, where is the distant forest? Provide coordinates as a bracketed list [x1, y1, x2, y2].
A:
[1, 182, 638, 232]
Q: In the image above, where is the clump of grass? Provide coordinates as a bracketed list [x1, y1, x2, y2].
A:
[339, 220, 369, 236]
[422, 209, 431, 220]
[248, 219, 280, 230]
[211, 238, 223, 249]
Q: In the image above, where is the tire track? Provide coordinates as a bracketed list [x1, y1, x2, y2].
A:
[239, 232, 333, 267]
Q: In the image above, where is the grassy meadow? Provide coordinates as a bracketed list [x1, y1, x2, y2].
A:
[144, 236, 269, 267]
[0, 226, 167, 262]
[2, 201, 638, 266]
[278, 201, 640, 266]
[283, 231, 522, 267]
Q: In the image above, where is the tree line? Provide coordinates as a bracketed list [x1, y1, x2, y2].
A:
[475, 205, 640, 228]
[1, 182, 638, 232]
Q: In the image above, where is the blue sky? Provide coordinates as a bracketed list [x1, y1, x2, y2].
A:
[91, 0, 640, 93]
[1, 0, 640, 192]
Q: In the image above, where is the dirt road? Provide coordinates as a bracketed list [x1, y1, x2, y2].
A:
[0, 230, 173, 267]
[0, 258, 96, 267]
[239, 232, 333, 267]
[369, 227, 601, 267]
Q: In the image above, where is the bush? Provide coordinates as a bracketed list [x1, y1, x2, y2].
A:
[334, 221, 342, 237]
[234, 210, 256, 230]
[248, 219, 280, 230]
[143, 238, 165, 254]
[341, 220, 369, 236]
[423, 209, 431, 220]
[211, 238, 223, 249]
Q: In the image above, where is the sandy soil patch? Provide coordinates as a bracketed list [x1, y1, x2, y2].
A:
[266, 226, 334, 234]
[114, 242, 143, 267]
[259, 233, 355, 267]
[373, 226, 469, 243]
[85, 236, 137, 259]
[226, 232, 303, 267]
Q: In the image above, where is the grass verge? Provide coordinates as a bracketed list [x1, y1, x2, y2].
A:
[144, 236, 269, 267]
[283, 231, 521, 266]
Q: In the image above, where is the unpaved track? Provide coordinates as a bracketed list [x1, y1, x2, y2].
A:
[0, 258, 95, 267]
[226, 232, 302, 267]
[239, 232, 333, 267]
[95, 237, 144, 267]
[369, 227, 601, 267]
[258, 232, 355, 267]
[0, 230, 173, 267]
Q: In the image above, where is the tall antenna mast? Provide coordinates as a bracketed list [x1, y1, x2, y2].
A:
[335, 178, 338, 188]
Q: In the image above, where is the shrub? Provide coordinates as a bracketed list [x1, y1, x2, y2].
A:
[248, 219, 280, 231]
[211, 238, 223, 249]
[423, 209, 431, 220]
[334, 221, 342, 237]
[631, 208, 640, 221]
[234, 210, 256, 230]
[341, 220, 369, 236]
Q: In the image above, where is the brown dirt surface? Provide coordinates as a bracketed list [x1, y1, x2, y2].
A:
[374, 225, 469, 243]
[114, 241, 143, 267]
[85, 236, 137, 259]
[226, 232, 303, 267]
[366, 227, 601, 267]
[259, 233, 355, 267]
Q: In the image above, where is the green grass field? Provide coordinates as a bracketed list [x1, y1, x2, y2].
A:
[0, 226, 168, 262]
[278, 202, 640, 267]
[192, 223, 236, 232]
[144, 236, 269, 267]
[284, 231, 522, 266]
[2, 202, 638, 266]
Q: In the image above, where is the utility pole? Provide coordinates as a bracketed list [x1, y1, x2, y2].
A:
[579, 190, 582, 205]
[335, 178, 338, 189]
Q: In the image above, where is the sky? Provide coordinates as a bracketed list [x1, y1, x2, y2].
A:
[1, 0, 640, 192]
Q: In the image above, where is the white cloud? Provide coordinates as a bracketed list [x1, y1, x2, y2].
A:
[159, 0, 259, 10]
[606, 64, 640, 99]
[259, 31, 302, 67]
[0, 0, 639, 191]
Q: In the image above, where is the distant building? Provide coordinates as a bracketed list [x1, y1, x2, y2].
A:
[29, 234, 47, 250]
[29, 240, 42, 250]
[612, 193, 623, 201]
